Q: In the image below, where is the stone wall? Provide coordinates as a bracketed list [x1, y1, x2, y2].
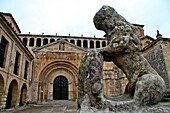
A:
[161, 40, 170, 88]
[0, 13, 34, 109]
[103, 62, 128, 97]
[144, 44, 169, 86]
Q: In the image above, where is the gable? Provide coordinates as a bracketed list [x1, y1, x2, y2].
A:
[1, 12, 21, 33]
[33, 39, 87, 53]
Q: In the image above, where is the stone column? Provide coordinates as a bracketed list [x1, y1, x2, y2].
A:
[26, 38, 30, 46]
[94, 41, 96, 48]
[34, 39, 37, 47]
[75, 40, 77, 46]
[31, 82, 39, 103]
[81, 40, 83, 48]
[88, 40, 90, 48]
[16, 93, 20, 107]
[41, 39, 43, 46]
[0, 94, 7, 108]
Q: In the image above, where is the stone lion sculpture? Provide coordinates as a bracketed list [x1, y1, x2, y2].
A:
[78, 5, 166, 113]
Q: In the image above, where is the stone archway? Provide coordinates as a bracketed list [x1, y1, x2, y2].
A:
[5, 79, 18, 109]
[19, 83, 27, 106]
[0, 74, 4, 106]
[53, 76, 68, 100]
[38, 61, 78, 102]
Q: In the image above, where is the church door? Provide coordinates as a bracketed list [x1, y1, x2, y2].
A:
[53, 76, 68, 100]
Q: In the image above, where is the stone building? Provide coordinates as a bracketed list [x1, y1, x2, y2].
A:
[1, 12, 170, 109]
[0, 12, 127, 108]
[19, 33, 127, 102]
[142, 37, 170, 90]
[0, 13, 34, 108]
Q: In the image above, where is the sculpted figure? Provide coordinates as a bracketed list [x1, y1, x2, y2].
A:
[94, 5, 166, 105]
[78, 5, 166, 112]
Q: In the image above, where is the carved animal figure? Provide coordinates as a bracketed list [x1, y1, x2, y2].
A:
[78, 6, 166, 111]
[93, 5, 166, 104]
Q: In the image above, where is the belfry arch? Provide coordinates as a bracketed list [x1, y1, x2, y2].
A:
[38, 61, 78, 102]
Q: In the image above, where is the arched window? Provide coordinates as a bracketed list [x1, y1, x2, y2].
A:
[43, 38, 48, 45]
[23, 38, 27, 45]
[29, 38, 34, 47]
[36, 38, 41, 47]
[102, 41, 106, 47]
[77, 40, 81, 47]
[70, 40, 75, 44]
[65, 39, 68, 42]
[50, 39, 55, 43]
[90, 40, 94, 48]
[83, 40, 88, 48]
[96, 41, 100, 48]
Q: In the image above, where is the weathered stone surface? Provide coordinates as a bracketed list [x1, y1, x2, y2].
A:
[93, 5, 166, 103]
[144, 45, 169, 86]
[134, 74, 166, 105]
[78, 5, 167, 113]
[78, 51, 104, 109]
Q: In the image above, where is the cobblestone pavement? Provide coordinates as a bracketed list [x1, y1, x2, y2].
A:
[4, 100, 77, 113]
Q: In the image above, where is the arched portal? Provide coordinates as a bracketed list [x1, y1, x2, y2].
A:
[19, 83, 27, 106]
[53, 76, 68, 100]
[0, 74, 4, 105]
[5, 79, 18, 109]
[38, 61, 78, 102]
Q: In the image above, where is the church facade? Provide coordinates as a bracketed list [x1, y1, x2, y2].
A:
[0, 12, 170, 109]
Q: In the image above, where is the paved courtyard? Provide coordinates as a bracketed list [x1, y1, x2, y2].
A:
[4, 100, 77, 113]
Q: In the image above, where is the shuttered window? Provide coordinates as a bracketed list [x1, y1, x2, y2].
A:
[13, 51, 21, 75]
[0, 36, 9, 68]
[24, 60, 29, 80]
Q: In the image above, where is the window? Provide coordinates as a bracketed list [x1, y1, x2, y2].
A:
[83, 40, 88, 48]
[24, 60, 29, 80]
[29, 38, 34, 47]
[96, 41, 100, 48]
[13, 51, 21, 75]
[50, 39, 55, 43]
[70, 40, 75, 44]
[102, 41, 106, 47]
[23, 38, 27, 45]
[90, 41, 94, 48]
[77, 40, 81, 47]
[36, 38, 41, 47]
[43, 38, 48, 45]
[0, 36, 9, 68]
[64, 39, 68, 42]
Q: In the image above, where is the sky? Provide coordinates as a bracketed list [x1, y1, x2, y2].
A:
[0, 0, 170, 38]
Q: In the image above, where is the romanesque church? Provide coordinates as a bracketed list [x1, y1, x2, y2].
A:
[0, 12, 170, 109]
